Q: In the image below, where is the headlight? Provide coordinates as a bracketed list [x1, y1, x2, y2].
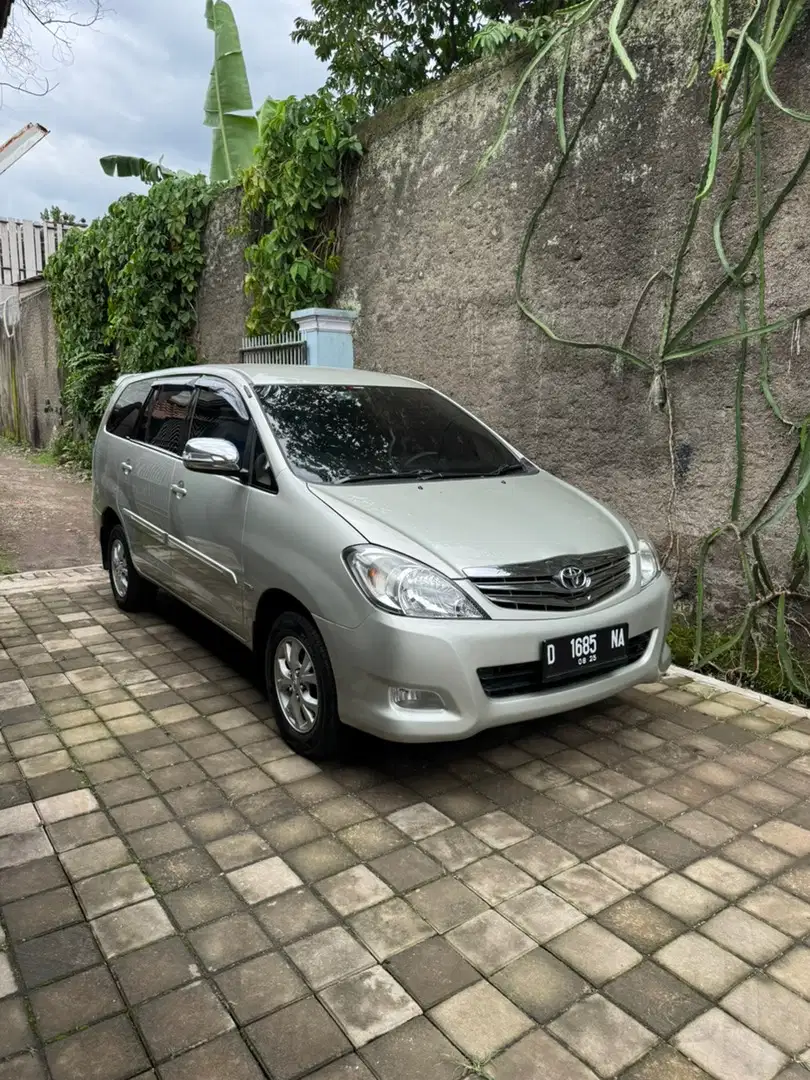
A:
[345, 546, 485, 619]
[638, 538, 660, 586]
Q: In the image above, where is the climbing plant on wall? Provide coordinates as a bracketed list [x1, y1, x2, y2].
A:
[470, 0, 810, 699]
[241, 90, 363, 334]
[45, 174, 216, 465]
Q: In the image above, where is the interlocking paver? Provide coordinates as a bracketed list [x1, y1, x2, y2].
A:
[446, 909, 534, 974]
[548, 993, 657, 1077]
[30, 965, 124, 1039]
[546, 862, 630, 913]
[226, 855, 302, 903]
[548, 920, 642, 984]
[675, 1008, 787, 1080]
[429, 980, 533, 1060]
[247, 997, 351, 1079]
[499, 884, 585, 941]
[316, 865, 393, 915]
[188, 911, 271, 971]
[768, 945, 810, 999]
[286, 926, 374, 990]
[110, 936, 200, 1004]
[215, 951, 307, 1023]
[158, 1032, 265, 1080]
[722, 974, 810, 1054]
[655, 931, 751, 996]
[604, 960, 709, 1036]
[44, 1015, 150, 1080]
[700, 906, 790, 965]
[6, 582, 810, 1080]
[492, 1028, 600, 1080]
[491, 946, 589, 1022]
[90, 897, 174, 958]
[320, 966, 420, 1047]
[386, 802, 453, 840]
[135, 979, 234, 1060]
[358, 1015, 461, 1080]
[348, 896, 433, 960]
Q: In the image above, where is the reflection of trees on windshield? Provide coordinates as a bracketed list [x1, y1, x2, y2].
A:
[256, 385, 518, 484]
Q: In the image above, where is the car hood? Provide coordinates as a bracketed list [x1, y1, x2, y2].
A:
[310, 471, 636, 577]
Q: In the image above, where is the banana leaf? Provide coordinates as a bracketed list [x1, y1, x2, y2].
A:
[100, 156, 175, 184]
[204, 0, 258, 182]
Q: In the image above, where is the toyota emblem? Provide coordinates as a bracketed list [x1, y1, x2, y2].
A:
[557, 565, 591, 591]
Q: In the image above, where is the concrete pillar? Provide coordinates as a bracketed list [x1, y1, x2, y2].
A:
[292, 308, 357, 368]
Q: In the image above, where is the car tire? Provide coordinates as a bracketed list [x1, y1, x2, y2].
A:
[265, 611, 341, 759]
[107, 524, 156, 612]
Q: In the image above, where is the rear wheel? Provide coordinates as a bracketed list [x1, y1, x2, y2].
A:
[107, 524, 155, 612]
[265, 611, 341, 759]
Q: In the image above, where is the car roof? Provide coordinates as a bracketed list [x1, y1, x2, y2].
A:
[118, 364, 427, 390]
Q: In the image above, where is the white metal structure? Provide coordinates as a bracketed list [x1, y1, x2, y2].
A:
[0, 123, 48, 178]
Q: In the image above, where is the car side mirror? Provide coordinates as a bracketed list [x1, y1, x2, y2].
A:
[182, 437, 240, 475]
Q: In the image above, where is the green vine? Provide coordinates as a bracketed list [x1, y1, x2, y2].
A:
[45, 174, 216, 455]
[241, 90, 363, 334]
[473, 0, 810, 700]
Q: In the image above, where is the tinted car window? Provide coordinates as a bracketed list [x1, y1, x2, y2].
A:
[145, 385, 193, 455]
[256, 384, 527, 484]
[189, 384, 251, 464]
[105, 379, 152, 439]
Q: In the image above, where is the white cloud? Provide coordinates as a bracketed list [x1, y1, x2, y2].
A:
[0, 0, 325, 221]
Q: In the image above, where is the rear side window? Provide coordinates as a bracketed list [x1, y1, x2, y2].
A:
[189, 384, 251, 464]
[105, 379, 152, 439]
[145, 385, 194, 455]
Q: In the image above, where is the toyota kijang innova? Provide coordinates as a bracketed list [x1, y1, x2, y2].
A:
[92, 365, 673, 757]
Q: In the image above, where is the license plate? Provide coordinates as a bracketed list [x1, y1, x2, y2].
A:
[542, 624, 629, 685]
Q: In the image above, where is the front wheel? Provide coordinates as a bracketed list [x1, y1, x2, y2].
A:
[107, 524, 156, 612]
[265, 611, 341, 759]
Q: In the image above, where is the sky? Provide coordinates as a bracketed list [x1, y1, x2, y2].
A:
[0, 0, 326, 222]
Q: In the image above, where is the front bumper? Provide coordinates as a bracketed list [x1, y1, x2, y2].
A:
[316, 572, 673, 742]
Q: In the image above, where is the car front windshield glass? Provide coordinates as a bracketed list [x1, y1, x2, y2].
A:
[255, 383, 527, 484]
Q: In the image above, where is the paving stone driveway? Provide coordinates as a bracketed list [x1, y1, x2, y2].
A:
[2, 570, 810, 1080]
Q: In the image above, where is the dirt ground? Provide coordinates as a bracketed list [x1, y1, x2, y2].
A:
[0, 449, 96, 572]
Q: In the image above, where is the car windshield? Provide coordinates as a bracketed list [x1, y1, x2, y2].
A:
[255, 383, 530, 485]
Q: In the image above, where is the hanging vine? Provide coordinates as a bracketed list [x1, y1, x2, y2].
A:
[471, 0, 810, 700]
[241, 90, 363, 334]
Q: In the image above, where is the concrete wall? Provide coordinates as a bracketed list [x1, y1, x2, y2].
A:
[336, 0, 810, 608]
[195, 186, 251, 365]
[0, 282, 60, 448]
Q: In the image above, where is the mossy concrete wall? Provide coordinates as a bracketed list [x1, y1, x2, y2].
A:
[195, 186, 251, 365]
[0, 283, 60, 448]
[336, 1, 810, 611]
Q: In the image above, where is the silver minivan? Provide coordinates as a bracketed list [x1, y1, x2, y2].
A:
[92, 364, 673, 757]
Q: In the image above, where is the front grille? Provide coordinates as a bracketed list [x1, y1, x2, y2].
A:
[467, 546, 630, 612]
[478, 630, 653, 699]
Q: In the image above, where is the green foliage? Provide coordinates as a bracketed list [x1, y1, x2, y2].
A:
[45, 175, 215, 452]
[471, 0, 810, 700]
[204, 0, 259, 182]
[40, 206, 79, 226]
[292, 1, 576, 113]
[241, 90, 363, 334]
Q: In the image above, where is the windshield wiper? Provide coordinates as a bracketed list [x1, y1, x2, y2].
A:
[482, 461, 529, 477]
[336, 470, 435, 485]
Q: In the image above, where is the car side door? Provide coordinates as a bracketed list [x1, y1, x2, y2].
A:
[166, 377, 252, 637]
[117, 379, 194, 588]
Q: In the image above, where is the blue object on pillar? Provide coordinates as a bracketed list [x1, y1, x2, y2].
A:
[292, 308, 358, 368]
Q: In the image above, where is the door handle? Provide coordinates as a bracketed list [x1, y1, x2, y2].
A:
[120, 461, 132, 474]
[170, 483, 187, 498]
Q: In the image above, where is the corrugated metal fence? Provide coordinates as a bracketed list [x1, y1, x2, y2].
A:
[239, 331, 307, 365]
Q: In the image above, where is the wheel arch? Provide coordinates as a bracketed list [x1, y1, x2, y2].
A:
[99, 508, 121, 569]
